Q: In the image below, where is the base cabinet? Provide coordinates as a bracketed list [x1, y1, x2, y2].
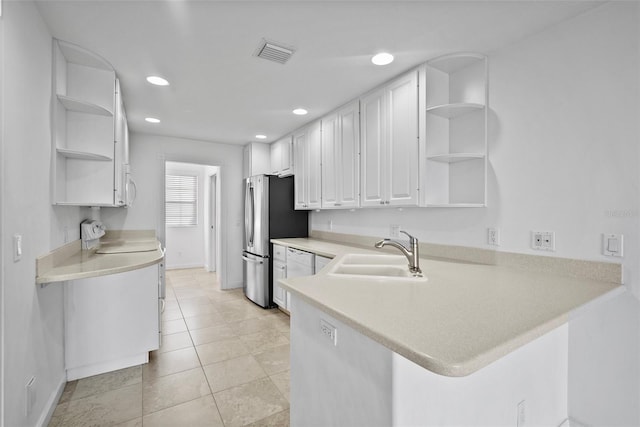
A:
[64, 264, 160, 380]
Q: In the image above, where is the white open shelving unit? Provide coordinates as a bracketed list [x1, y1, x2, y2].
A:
[51, 39, 120, 206]
[423, 52, 488, 207]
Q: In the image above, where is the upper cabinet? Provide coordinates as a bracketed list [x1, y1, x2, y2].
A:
[243, 142, 271, 178]
[294, 121, 322, 210]
[422, 53, 488, 207]
[270, 136, 294, 177]
[321, 100, 360, 209]
[361, 70, 420, 207]
[51, 39, 129, 207]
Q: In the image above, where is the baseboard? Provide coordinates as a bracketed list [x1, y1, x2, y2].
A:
[222, 280, 243, 290]
[37, 374, 66, 427]
[559, 417, 591, 427]
[166, 263, 204, 270]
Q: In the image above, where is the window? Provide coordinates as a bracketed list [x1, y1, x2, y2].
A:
[166, 174, 198, 227]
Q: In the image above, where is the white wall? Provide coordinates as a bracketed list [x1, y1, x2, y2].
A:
[100, 133, 244, 289]
[1, 2, 85, 426]
[164, 161, 206, 269]
[311, 2, 640, 424]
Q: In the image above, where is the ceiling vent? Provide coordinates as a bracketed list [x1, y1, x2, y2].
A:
[254, 39, 295, 64]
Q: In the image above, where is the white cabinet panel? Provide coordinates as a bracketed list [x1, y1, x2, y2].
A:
[361, 70, 419, 208]
[64, 264, 160, 380]
[294, 121, 322, 210]
[271, 136, 293, 177]
[273, 259, 287, 309]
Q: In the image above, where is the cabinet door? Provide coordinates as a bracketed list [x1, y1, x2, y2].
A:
[272, 260, 287, 309]
[337, 101, 360, 208]
[280, 137, 294, 177]
[386, 71, 419, 206]
[360, 88, 386, 207]
[293, 130, 308, 209]
[321, 113, 339, 208]
[270, 141, 282, 175]
[306, 121, 322, 209]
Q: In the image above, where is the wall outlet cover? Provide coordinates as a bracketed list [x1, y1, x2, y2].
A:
[602, 233, 623, 257]
[531, 231, 555, 251]
[487, 227, 500, 246]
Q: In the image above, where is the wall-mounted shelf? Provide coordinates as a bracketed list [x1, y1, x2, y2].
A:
[57, 95, 113, 117]
[426, 103, 484, 119]
[56, 148, 112, 161]
[426, 153, 485, 163]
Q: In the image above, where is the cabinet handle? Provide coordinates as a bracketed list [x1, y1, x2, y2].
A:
[242, 255, 264, 265]
[335, 203, 342, 206]
[385, 201, 390, 205]
[379, 201, 385, 205]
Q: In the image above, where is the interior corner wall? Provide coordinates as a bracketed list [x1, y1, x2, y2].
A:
[2, 1, 84, 426]
[311, 2, 639, 424]
[100, 133, 244, 289]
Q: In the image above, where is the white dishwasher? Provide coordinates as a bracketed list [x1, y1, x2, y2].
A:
[286, 247, 314, 310]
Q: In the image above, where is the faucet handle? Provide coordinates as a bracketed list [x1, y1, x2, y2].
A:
[399, 230, 417, 243]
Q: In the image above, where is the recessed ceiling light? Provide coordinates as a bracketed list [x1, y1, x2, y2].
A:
[371, 52, 394, 66]
[255, 134, 267, 140]
[146, 76, 170, 86]
[293, 108, 308, 116]
[145, 117, 161, 123]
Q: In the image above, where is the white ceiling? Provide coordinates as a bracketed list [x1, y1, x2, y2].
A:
[35, 0, 602, 145]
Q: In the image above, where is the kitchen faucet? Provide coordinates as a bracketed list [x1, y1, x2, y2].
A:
[374, 231, 422, 275]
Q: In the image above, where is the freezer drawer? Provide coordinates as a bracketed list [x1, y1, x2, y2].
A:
[242, 251, 270, 308]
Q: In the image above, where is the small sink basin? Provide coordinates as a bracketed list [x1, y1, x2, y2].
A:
[327, 253, 427, 282]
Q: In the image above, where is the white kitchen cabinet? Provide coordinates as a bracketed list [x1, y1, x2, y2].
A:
[243, 142, 271, 178]
[423, 53, 488, 207]
[270, 136, 293, 177]
[272, 244, 288, 309]
[64, 263, 160, 380]
[321, 101, 360, 209]
[361, 70, 419, 207]
[294, 121, 322, 210]
[51, 39, 129, 207]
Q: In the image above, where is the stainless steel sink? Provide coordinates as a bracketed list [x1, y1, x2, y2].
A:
[327, 254, 427, 282]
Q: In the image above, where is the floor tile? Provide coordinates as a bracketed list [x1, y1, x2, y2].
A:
[58, 381, 77, 404]
[184, 312, 225, 331]
[143, 395, 223, 427]
[262, 313, 291, 333]
[253, 344, 290, 375]
[227, 317, 272, 336]
[60, 383, 142, 427]
[115, 417, 142, 426]
[213, 377, 289, 427]
[162, 318, 187, 335]
[180, 302, 220, 318]
[196, 338, 250, 365]
[203, 354, 267, 393]
[158, 331, 193, 353]
[142, 367, 210, 415]
[239, 329, 290, 354]
[161, 307, 183, 321]
[143, 347, 201, 380]
[48, 401, 68, 427]
[245, 409, 290, 427]
[179, 295, 216, 307]
[269, 370, 290, 402]
[72, 366, 142, 400]
[189, 324, 237, 346]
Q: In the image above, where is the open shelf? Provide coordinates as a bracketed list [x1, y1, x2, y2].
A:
[426, 103, 484, 119]
[56, 148, 112, 161]
[427, 153, 485, 163]
[57, 95, 113, 117]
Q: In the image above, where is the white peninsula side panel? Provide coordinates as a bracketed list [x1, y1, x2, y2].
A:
[64, 264, 160, 380]
[290, 296, 568, 426]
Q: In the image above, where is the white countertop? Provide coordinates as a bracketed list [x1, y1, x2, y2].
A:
[36, 231, 164, 284]
[272, 237, 623, 377]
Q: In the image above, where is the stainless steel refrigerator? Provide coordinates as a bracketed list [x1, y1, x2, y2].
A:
[242, 175, 308, 308]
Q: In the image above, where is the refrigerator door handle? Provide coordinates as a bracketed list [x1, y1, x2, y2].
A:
[245, 181, 255, 248]
[242, 255, 264, 265]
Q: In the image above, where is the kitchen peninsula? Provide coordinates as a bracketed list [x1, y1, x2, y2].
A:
[275, 233, 622, 426]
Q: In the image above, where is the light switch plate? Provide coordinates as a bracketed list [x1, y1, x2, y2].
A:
[13, 234, 22, 262]
[603, 233, 623, 257]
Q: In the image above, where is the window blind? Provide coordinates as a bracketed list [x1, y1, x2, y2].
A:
[166, 174, 198, 227]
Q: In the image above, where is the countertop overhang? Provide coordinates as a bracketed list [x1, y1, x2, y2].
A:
[36, 231, 164, 284]
[272, 237, 623, 377]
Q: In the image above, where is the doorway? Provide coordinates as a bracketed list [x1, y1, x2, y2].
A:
[164, 161, 220, 273]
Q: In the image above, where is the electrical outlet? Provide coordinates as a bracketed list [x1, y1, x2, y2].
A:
[531, 231, 555, 251]
[517, 400, 526, 427]
[328, 220, 333, 231]
[320, 319, 337, 346]
[390, 225, 401, 238]
[487, 227, 500, 246]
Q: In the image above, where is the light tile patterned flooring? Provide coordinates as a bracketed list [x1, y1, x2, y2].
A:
[49, 268, 291, 427]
